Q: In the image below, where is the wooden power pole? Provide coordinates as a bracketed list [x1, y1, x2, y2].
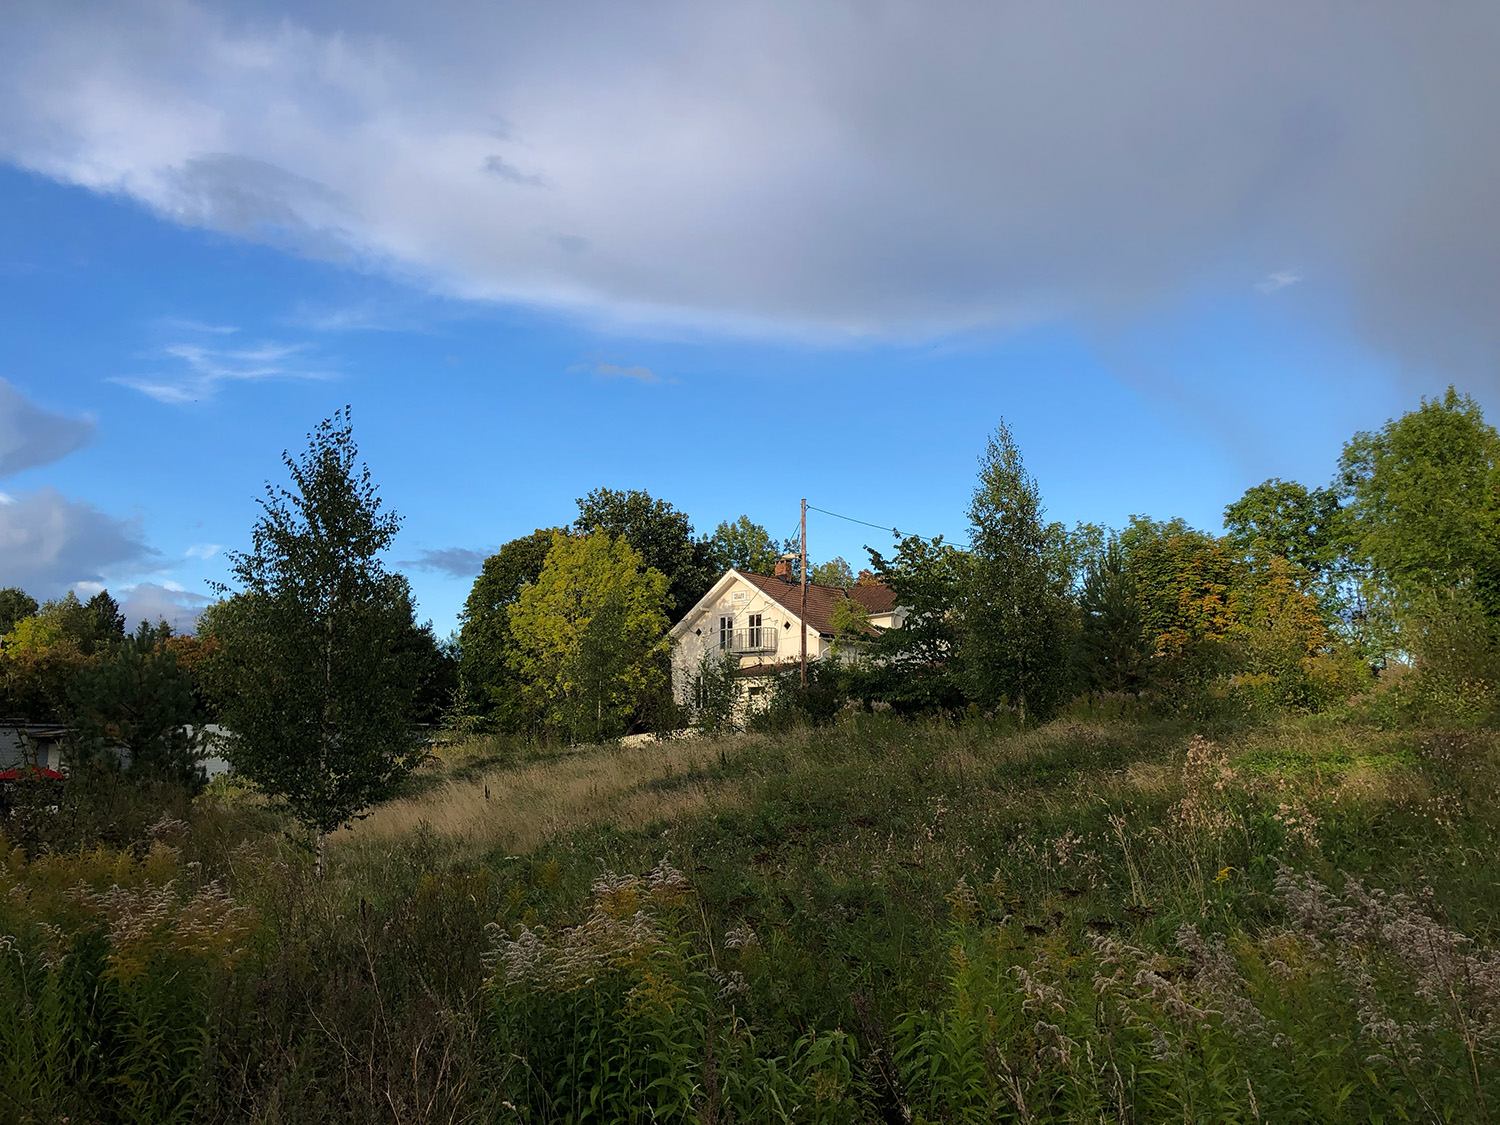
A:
[800, 498, 808, 688]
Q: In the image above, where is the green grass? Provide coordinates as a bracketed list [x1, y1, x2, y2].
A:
[3, 712, 1500, 1122]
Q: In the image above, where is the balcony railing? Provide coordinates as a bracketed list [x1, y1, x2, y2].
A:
[719, 627, 779, 655]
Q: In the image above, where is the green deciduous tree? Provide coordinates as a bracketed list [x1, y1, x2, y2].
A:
[457, 528, 561, 730]
[864, 534, 971, 713]
[0, 587, 37, 637]
[574, 488, 718, 619]
[1338, 387, 1500, 636]
[1224, 478, 1344, 587]
[208, 410, 426, 875]
[961, 424, 1073, 724]
[508, 529, 671, 743]
[13, 590, 127, 657]
[1120, 517, 1245, 656]
[811, 557, 856, 588]
[709, 516, 784, 576]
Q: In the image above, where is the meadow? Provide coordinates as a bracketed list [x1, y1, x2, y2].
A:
[2, 703, 1499, 1123]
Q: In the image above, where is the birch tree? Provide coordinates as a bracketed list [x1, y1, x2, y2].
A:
[209, 410, 424, 875]
[961, 423, 1073, 724]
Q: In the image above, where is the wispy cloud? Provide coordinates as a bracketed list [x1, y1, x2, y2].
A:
[113, 340, 333, 404]
[185, 542, 220, 559]
[401, 546, 492, 578]
[482, 155, 550, 188]
[5, 4, 1500, 373]
[569, 361, 662, 385]
[157, 317, 239, 334]
[1255, 270, 1303, 294]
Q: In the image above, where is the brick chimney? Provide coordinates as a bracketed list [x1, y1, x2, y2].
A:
[774, 558, 793, 581]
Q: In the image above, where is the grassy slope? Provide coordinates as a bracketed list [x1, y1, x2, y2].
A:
[6, 713, 1498, 1122]
[339, 712, 1500, 1069]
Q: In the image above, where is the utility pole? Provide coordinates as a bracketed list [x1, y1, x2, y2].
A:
[800, 498, 808, 688]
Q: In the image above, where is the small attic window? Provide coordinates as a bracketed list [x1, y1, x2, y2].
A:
[694, 628, 701, 636]
[783, 621, 791, 629]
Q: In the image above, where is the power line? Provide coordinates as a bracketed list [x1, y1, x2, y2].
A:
[805, 503, 955, 546]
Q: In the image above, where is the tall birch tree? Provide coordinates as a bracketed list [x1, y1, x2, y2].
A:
[209, 410, 424, 875]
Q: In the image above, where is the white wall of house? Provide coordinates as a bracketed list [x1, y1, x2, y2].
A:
[669, 570, 830, 706]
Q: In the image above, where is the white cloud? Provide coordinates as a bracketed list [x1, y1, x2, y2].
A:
[0, 486, 157, 596]
[0, 379, 95, 477]
[2, 2, 1499, 372]
[158, 317, 238, 334]
[569, 361, 661, 384]
[116, 581, 210, 632]
[1256, 271, 1303, 295]
[185, 542, 220, 559]
[113, 339, 332, 403]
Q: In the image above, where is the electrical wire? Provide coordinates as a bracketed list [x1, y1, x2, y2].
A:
[805, 504, 956, 546]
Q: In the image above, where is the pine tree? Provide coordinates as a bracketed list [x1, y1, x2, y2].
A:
[1075, 540, 1153, 692]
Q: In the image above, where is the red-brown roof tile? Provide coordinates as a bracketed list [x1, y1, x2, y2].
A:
[736, 571, 896, 637]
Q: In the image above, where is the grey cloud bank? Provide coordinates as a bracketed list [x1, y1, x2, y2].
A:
[404, 547, 491, 578]
[2, 1, 1499, 378]
[0, 379, 94, 476]
[0, 487, 157, 596]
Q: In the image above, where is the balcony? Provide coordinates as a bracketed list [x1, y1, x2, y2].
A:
[719, 627, 779, 655]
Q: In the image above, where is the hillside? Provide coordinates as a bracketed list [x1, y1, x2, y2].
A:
[5, 709, 1498, 1122]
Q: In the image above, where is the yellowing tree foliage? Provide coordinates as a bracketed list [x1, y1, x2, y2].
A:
[508, 530, 671, 742]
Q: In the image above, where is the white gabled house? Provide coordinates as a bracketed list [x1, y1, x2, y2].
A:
[669, 561, 906, 711]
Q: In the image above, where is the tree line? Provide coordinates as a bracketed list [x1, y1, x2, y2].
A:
[451, 491, 865, 743]
[5, 388, 1496, 868]
[811, 385, 1500, 730]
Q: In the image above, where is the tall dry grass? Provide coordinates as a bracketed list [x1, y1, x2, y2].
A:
[336, 734, 752, 858]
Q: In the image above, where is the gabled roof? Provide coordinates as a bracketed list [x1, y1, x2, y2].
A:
[737, 571, 895, 637]
[672, 569, 896, 639]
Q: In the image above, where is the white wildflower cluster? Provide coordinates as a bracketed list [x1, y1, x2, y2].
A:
[1174, 923, 1270, 1038]
[488, 910, 664, 991]
[485, 860, 690, 992]
[724, 922, 759, 950]
[1012, 948, 1071, 1015]
[1273, 800, 1321, 851]
[146, 814, 190, 843]
[1276, 867, 1500, 1057]
[39, 876, 257, 977]
[1086, 929, 1270, 1060]
[708, 966, 749, 1000]
[1005, 830, 1107, 888]
[1170, 734, 1239, 837]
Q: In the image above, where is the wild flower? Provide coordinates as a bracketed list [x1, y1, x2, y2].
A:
[1175, 923, 1270, 1038]
[1273, 799, 1321, 850]
[707, 966, 749, 1000]
[146, 814, 190, 843]
[1275, 866, 1500, 1061]
[724, 922, 759, 950]
[486, 861, 697, 992]
[946, 876, 979, 923]
[1012, 949, 1070, 1015]
[1170, 734, 1239, 837]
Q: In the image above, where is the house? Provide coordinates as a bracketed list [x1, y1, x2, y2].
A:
[669, 561, 905, 713]
[0, 721, 69, 773]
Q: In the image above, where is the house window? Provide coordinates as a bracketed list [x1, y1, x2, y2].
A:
[747, 613, 762, 649]
[719, 615, 733, 650]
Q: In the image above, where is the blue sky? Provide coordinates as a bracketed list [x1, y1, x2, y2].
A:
[1, 3, 1497, 634]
